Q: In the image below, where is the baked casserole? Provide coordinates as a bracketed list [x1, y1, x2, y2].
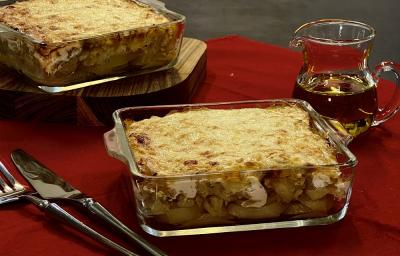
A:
[115, 101, 355, 235]
[0, 0, 185, 86]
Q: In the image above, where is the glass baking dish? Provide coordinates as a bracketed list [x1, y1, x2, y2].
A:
[104, 99, 357, 237]
[0, 0, 185, 92]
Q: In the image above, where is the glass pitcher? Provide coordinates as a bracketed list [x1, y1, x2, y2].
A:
[290, 19, 399, 137]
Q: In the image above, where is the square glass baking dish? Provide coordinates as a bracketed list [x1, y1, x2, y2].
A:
[104, 99, 357, 237]
[0, 0, 185, 92]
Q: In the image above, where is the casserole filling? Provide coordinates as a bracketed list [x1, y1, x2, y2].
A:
[0, 0, 182, 85]
[124, 105, 350, 227]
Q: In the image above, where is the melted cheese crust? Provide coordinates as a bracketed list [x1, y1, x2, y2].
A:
[0, 0, 170, 43]
[125, 105, 338, 176]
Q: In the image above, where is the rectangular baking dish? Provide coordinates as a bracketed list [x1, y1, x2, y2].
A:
[0, 0, 185, 91]
[104, 99, 357, 237]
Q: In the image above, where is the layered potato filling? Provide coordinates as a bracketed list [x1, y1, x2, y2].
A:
[124, 105, 350, 227]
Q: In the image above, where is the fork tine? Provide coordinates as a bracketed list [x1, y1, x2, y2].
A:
[0, 161, 25, 203]
[0, 161, 25, 191]
[1, 162, 17, 187]
[0, 175, 13, 193]
[0, 162, 13, 193]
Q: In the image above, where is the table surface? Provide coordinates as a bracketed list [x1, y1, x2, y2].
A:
[1, 35, 399, 256]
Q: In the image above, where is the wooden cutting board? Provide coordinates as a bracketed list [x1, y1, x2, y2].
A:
[0, 37, 207, 126]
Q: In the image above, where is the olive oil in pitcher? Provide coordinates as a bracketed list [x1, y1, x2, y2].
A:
[293, 73, 378, 137]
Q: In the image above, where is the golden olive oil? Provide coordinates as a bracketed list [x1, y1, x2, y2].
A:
[293, 73, 378, 137]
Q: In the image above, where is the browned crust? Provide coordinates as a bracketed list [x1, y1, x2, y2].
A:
[0, 0, 170, 43]
[124, 105, 339, 176]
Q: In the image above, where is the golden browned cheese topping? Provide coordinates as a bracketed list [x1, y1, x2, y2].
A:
[0, 0, 170, 43]
[125, 105, 338, 176]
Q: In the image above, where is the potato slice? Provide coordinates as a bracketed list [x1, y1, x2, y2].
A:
[147, 199, 170, 215]
[180, 214, 236, 228]
[204, 196, 227, 217]
[272, 178, 296, 203]
[305, 187, 330, 200]
[299, 196, 334, 213]
[176, 195, 196, 208]
[284, 202, 312, 215]
[159, 206, 202, 225]
[227, 202, 284, 219]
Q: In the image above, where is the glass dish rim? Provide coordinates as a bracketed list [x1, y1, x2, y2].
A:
[110, 98, 358, 180]
[0, 0, 186, 45]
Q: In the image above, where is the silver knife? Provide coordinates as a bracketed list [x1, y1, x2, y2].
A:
[11, 149, 167, 256]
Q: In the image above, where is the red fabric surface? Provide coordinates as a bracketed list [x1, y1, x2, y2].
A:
[1, 35, 399, 256]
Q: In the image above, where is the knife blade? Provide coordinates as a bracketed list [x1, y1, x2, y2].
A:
[11, 151, 81, 199]
[11, 149, 167, 256]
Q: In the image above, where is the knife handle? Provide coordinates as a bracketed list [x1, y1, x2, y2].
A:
[22, 194, 139, 256]
[79, 198, 167, 256]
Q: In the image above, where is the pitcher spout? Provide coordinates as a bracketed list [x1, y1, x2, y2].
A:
[289, 36, 304, 48]
[289, 21, 315, 48]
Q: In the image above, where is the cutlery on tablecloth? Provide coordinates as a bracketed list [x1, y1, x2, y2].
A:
[11, 149, 167, 256]
[0, 159, 139, 256]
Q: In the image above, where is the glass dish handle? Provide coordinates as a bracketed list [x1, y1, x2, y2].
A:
[104, 128, 127, 163]
[372, 61, 400, 126]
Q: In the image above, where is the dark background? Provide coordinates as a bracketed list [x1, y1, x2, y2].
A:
[164, 0, 400, 67]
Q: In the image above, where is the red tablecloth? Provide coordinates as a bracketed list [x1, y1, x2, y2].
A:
[1, 35, 399, 256]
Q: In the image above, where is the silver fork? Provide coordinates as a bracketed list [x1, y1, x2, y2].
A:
[0, 161, 140, 256]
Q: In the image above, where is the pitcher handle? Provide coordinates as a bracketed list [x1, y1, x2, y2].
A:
[372, 61, 400, 126]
